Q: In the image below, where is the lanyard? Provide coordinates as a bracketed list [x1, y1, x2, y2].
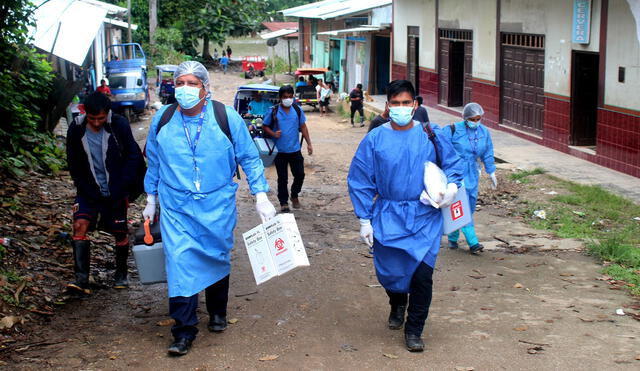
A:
[465, 121, 480, 156]
[180, 101, 208, 159]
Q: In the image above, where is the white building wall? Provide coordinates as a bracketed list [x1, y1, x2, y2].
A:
[500, 0, 602, 97]
[438, 0, 497, 82]
[393, 0, 437, 69]
[605, 0, 640, 110]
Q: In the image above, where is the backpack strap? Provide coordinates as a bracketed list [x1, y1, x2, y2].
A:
[212, 100, 232, 144]
[156, 103, 179, 136]
[271, 104, 279, 131]
[292, 103, 304, 145]
[422, 122, 442, 168]
[155, 101, 232, 145]
[154, 101, 238, 178]
[210, 99, 239, 179]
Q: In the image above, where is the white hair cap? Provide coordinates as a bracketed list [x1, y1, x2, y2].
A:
[463, 102, 485, 120]
[174, 61, 210, 90]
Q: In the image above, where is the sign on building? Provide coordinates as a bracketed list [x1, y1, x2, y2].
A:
[572, 0, 592, 44]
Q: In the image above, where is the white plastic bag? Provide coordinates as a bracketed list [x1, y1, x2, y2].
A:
[424, 161, 447, 204]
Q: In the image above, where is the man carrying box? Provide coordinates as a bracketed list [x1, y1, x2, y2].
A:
[347, 80, 463, 352]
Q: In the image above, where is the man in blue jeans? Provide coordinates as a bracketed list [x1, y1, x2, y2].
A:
[263, 85, 313, 212]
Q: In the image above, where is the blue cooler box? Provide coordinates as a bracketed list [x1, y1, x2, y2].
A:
[254, 137, 278, 167]
[441, 186, 472, 235]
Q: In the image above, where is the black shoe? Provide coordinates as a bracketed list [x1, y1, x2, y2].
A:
[405, 333, 425, 352]
[360, 122, 365, 127]
[280, 204, 290, 213]
[207, 315, 227, 333]
[67, 240, 91, 294]
[388, 305, 406, 330]
[167, 338, 192, 356]
[469, 243, 484, 254]
[448, 241, 459, 249]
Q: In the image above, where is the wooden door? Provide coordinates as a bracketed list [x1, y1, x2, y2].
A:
[501, 45, 544, 134]
[438, 39, 450, 105]
[463, 41, 473, 105]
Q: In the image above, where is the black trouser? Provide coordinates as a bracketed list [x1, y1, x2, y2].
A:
[385, 262, 434, 336]
[350, 105, 364, 124]
[169, 275, 230, 341]
[274, 151, 305, 206]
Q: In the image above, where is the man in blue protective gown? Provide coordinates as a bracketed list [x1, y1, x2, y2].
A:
[143, 61, 277, 356]
[446, 102, 497, 254]
[348, 80, 463, 352]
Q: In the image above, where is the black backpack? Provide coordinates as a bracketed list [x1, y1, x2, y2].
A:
[422, 122, 442, 168]
[154, 101, 240, 179]
[156, 101, 231, 143]
[269, 103, 305, 145]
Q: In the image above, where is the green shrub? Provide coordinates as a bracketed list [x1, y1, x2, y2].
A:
[0, 0, 59, 177]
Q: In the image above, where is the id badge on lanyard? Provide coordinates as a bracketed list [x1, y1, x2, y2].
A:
[181, 101, 208, 196]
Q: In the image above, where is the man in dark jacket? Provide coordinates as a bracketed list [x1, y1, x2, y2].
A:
[66, 92, 145, 294]
[349, 83, 365, 127]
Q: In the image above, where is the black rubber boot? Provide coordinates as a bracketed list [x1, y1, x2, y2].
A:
[388, 304, 407, 330]
[67, 239, 91, 294]
[113, 245, 129, 289]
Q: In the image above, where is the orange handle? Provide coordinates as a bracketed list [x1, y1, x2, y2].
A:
[143, 219, 154, 245]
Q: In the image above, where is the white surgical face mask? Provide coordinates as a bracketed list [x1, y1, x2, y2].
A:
[282, 98, 294, 107]
[389, 106, 414, 126]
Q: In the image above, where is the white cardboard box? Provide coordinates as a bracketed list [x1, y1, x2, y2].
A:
[242, 213, 309, 285]
[242, 224, 278, 285]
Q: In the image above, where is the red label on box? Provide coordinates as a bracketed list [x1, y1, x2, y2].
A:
[274, 238, 287, 255]
[450, 200, 463, 221]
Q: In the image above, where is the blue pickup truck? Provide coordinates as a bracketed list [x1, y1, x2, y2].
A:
[104, 43, 149, 122]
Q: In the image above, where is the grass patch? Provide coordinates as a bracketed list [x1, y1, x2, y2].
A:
[509, 167, 546, 183]
[601, 264, 640, 296]
[336, 104, 350, 119]
[519, 174, 640, 295]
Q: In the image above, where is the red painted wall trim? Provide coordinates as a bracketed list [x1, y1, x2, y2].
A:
[602, 105, 640, 118]
[472, 77, 498, 86]
[544, 92, 571, 102]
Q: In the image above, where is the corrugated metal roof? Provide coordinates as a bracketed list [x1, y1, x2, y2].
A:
[281, 0, 392, 20]
[260, 29, 298, 40]
[317, 25, 383, 36]
[104, 17, 138, 31]
[31, 0, 107, 66]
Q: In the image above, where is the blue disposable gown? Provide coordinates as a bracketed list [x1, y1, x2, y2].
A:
[447, 121, 496, 213]
[348, 122, 463, 292]
[145, 100, 269, 298]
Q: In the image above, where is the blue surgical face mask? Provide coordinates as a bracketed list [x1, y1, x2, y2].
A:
[466, 120, 480, 129]
[389, 106, 414, 126]
[175, 86, 204, 109]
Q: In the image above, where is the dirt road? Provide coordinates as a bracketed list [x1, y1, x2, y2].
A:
[8, 72, 640, 370]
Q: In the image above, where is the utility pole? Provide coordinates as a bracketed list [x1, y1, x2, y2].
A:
[149, 0, 157, 46]
[127, 0, 132, 44]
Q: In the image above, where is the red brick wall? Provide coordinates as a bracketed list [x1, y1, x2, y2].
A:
[418, 68, 439, 107]
[471, 80, 500, 128]
[543, 96, 571, 151]
[391, 62, 406, 82]
[596, 108, 640, 177]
